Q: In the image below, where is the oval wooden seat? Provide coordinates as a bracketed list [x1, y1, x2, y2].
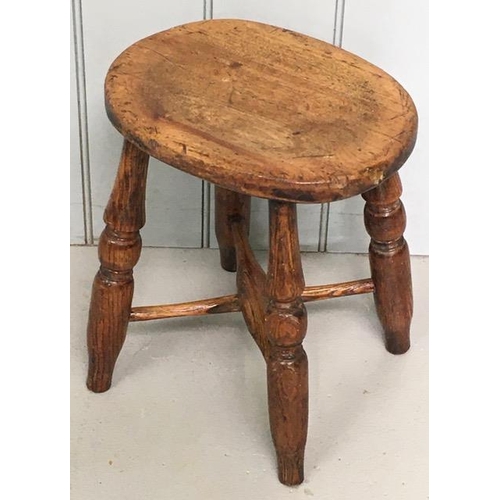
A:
[105, 19, 417, 203]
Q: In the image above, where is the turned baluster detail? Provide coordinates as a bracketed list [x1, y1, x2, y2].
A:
[214, 186, 251, 272]
[266, 200, 308, 486]
[86, 140, 149, 393]
[362, 173, 413, 354]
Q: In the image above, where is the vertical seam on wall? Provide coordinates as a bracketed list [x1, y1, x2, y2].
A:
[201, 182, 212, 248]
[319, 0, 346, 252]
[333, 0, 346, 47]
[317, 203, 331, 252]
[71, 0, 94, 245]
[203, 0, 214, 20]
[201, 0, 214, 248]
[317, 204, 327, 252]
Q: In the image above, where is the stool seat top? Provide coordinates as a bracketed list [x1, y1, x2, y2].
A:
[105, 19, 417, 203]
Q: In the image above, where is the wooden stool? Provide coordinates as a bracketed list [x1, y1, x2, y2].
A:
[86, 19, 417, 486]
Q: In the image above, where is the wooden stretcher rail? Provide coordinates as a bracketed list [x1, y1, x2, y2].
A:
[232, 219, 270, 359]
[129, 278, 374, 322]
[302, 278, 374, 302]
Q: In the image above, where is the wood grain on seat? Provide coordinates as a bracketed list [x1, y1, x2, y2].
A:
[105, 19, 417, 203]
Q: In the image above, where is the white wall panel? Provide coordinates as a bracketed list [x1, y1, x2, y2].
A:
[82, 0, 204, 247]
[326, 196, 366, 253]
[214, 0, 336, 43]
[70, 10, 85, 244]
[328, 0, 429, 255]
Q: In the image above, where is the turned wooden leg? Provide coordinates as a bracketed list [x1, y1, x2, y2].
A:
[86, 140, 149, 393]
[362, 173, 413, 355]
[214, 186, 251, 272]
[266, 200, 308, 486]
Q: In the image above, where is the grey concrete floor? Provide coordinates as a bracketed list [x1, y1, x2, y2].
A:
[71, 247, 428, 499]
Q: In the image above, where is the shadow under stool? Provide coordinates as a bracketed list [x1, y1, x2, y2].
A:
[86, 19, 418, 486]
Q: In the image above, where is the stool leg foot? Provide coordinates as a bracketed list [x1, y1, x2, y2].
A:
[214, 186, 250, 272]
[86, 261, 135, 393]
[266, 201, 308, 486]
[86, 140, 149, 392]
[363, 173, 413, 355]
[268, 346, 308, 485]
